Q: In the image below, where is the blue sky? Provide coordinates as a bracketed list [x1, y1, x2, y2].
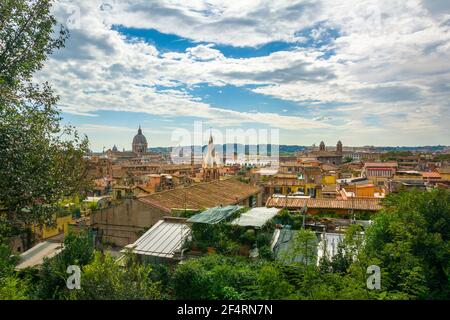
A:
[38, 0, 450, 151]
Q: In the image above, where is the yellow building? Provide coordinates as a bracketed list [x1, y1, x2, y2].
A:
[437, 168, 450, 181]
[264, 173, 320, 198]
[322, 174, 337, 185]
[33, 215, 73, 240]
[343, 184, 376, 198]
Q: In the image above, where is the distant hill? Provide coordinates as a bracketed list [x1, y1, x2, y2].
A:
[149, 145, 448, 154]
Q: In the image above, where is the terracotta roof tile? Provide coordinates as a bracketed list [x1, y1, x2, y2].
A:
[421, 172, 441, 178]
[266, 196, 382, 211]
[138, 178, 260, 212]
[364, 162, 398, 168]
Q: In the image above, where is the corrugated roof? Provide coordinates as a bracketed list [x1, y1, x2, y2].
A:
[127, 217, 191, 259]
[188, 205, 242, 224]
[266, 196, 382, 211]
[138, 178, 260, 212]
[231, 207, 281, 228]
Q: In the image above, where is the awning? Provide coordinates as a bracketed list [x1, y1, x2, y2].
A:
[187, 205, 243, 224]
[231, 207, 280, 228]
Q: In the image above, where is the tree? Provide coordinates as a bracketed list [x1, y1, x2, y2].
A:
[0, 0, 66, 88]
[171, 254, 291, 300]
[285, 229, 318, 268]
[343, 156, 353, 163]
[0, 243, 32, 300]
[37, 231, 94, 299]
[0, 274, 31, 300]
[362, 189, 450, 299]
[0, 0, 90, 239]
[71, 252, 161, 300]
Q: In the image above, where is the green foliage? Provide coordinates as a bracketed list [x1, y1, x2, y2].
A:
[343, 156, 353, 163]
[433, 154, 450, 161]
[274, 209, 308, 229]
[0, 243, 32, 300]
[37, 232, 94, 299]
[0, 274, 31, 300]
[381, 150, 413, 161]
[363, 189, 450, 299]
[0, 0, 67, 87]
[88, 202, 98, 212]
[0, 244, 18, 278]
[0, 0, 91, 235]
[283, 229, 318, 268]
[70, 252, 161, 300]
[171, 255, 292, 300]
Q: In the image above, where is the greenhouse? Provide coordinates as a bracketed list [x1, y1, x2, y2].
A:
[187, 205, 243, 224]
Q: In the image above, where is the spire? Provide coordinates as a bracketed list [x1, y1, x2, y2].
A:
[319, 141, 325, 151]
[209, 130, 213, 145]
[337, 140, 343, 154]
[203, 131, 217, 168]
[138, 125, 142, 135]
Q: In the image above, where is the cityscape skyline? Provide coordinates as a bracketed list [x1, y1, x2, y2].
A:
[2, 0, 450, 304]
[85, 124, 450, 153]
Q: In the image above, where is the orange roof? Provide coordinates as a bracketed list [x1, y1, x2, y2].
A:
[364, 162, 398, 168]
[138, 178, 260, 212]
[266, 197, 382, 211]
[421, 172, 442, 178]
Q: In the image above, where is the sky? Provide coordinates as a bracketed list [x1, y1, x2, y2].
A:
[35, 0, 450, 151]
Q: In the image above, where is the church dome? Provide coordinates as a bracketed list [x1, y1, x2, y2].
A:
[132, 126, 147, 145]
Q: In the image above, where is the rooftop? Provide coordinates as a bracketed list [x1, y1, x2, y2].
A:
[422, 172, 442, 178]
[124, 217, 190, 259]
[364, 162, 398, 168]
[138, 178, 260, 212]
[188, 205, 242, 224]
[266, 197, 382, 211]
[231, 207, 281, 228]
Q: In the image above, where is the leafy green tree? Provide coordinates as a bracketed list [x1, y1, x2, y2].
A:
[0, 243, 32, 300]
[171, 255, 291, 300]
[343, 156, 353, 163]
[251, 263, 293, 299]
[0, 274, 31, 300]
[37, 232, 94, 299]
[0, 0, 90, 240]
[171, 258, 214, 299]
[362, 189, 450, 299]
[284, 229, 318, 267]
[70, 252, 161, 300]
[0, 243, 18, 278]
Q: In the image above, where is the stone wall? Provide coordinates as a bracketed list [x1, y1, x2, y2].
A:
[90, 198, 167, 247]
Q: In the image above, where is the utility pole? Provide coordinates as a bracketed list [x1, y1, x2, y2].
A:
[184, 188, 187, 217]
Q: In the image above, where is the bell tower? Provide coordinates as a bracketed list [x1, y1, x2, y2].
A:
[336, 140, 343, 155]
[319, 141, 325, 151]
[203, 133, 219, 182]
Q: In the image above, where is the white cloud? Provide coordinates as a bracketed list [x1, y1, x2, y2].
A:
[35, 0, 450, 146]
